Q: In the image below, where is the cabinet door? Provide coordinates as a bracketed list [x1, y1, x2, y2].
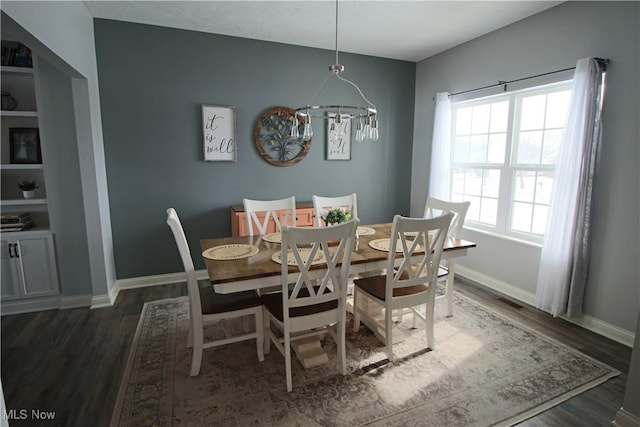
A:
[238, 212, 278, 236]
[0, 239, 20, 300]
[15, 235, 59, 297]
[295, 208, 316, 227]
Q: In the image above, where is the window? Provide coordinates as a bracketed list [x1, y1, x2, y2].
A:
[451, 81, 572, 242]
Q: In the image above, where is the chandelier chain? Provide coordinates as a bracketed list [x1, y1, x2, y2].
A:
[335, 0, 339, 66]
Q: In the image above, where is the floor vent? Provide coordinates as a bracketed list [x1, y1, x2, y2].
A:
[496, 297, 524, 309]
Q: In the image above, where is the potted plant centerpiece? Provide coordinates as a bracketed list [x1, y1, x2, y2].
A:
[18, 180, 39, 199]
[322, 207, 358, 249]
[323, 207, 352, 226]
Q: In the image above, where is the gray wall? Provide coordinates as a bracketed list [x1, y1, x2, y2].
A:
[94, 19, 416, 279]
[412, 1, 640, 332]
[36, 57, 92, 296]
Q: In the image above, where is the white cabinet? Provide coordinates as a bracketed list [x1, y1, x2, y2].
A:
[1, 231, 59, 301]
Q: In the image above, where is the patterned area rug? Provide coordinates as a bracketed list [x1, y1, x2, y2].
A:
[111, 292, 619, 426]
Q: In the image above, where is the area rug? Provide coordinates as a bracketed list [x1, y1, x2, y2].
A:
[111, 292, 619, 426]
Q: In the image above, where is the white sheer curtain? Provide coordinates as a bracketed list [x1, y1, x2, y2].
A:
[536, 57, 606, 317]
[429, 92, 452, 200]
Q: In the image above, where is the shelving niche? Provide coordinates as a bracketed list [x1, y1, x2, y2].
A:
[1, 42, 59, 306]
[1, 57, 49, 231]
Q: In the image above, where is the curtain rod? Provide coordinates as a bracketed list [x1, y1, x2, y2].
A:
[448, 57, 610, 98]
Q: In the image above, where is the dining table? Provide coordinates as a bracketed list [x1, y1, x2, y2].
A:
[200, 222, 476, 294]
[199, 222, 476, 368]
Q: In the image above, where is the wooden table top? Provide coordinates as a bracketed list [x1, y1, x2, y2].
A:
[200, 223, 476, 285]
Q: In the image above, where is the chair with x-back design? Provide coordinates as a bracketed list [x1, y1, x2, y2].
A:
[243, 196, 297, 236]
[261, 219, 359, 392]
[424, 197, 470, 317]
[352, 213, 452, 362]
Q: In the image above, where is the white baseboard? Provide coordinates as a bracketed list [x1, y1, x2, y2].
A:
[456, 265, 537, 306]
[117, 271, 187, 289]
[59, 295, 93, 310]
[115, 270, 209, 291]
[91, 294, 113, 309]
[455, 265, 635, 348]
[0, 297, 60, 316]
[613, 408, 640, 427]
[2, 294, 100, 314]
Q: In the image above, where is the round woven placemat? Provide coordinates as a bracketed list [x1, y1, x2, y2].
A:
[368, 238, 422, 253]
[357, 226, 376, 236]
[271, 248, 328, 266]
[262, 233, 282, 243]
[202, 244, 259, 260]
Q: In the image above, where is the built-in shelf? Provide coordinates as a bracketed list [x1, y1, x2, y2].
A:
[0, 198, 47, 207]
[0, 66, 33, 75]
[0, 164, 43, 170]
[0, 110, 38, 117]
[0, 226, 51, 235]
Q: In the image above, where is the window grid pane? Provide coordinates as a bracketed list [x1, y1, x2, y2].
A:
[509, 170, 553, 234]
[450, 81, 571, 240]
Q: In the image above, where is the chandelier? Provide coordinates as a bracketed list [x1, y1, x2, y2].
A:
[290, 0, 378, 142]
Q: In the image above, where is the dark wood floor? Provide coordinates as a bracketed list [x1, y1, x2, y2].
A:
[1, 279, 631, 426]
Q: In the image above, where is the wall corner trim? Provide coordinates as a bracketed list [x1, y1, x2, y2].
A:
[91, 294, 113, 309]
[613, 407, 640, 427]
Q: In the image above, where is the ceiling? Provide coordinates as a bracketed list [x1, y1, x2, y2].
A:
[84, 1, 562, 62]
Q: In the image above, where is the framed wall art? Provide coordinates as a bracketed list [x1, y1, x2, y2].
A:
[202, 105, 236, 161]
[326, 113, 351, 160]
[254, 106, 311, 167]
[9, 127, 42, 164]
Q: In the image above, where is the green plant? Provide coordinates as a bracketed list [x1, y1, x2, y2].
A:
[17, 180, 39, 191]
[323, 207, 352, 226]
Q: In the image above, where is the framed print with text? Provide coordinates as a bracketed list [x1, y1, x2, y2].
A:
[202, 105, 236, 161]
[326, 113, 351, 160]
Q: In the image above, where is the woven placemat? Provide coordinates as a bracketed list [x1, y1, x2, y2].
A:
[262, 232, 282, 243]
[202, 244, 259, 260]
[368, 238, 422, 253]
[357, 226, 376, 236]
[271, 248, 329, 266]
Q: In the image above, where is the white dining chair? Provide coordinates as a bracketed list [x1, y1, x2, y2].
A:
[312, 193, 360, 308]
[352, 213, 452, 362]
[312, 193, 358, 227]
[424, 197, 470, 317]
[261, 219, 359, 392]
[166, 208, 264, 376]
[243, 196, 296, 236]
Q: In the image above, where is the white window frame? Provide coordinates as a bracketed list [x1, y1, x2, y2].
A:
[450, 80, 573, 244]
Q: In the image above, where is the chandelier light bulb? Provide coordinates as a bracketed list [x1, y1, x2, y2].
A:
[303, 116, 313, 141]
[291, 116, 300, 138]
[370, 117, 379, 140]
[355, 120, 363, 141]
[364, 116, 371, 140]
